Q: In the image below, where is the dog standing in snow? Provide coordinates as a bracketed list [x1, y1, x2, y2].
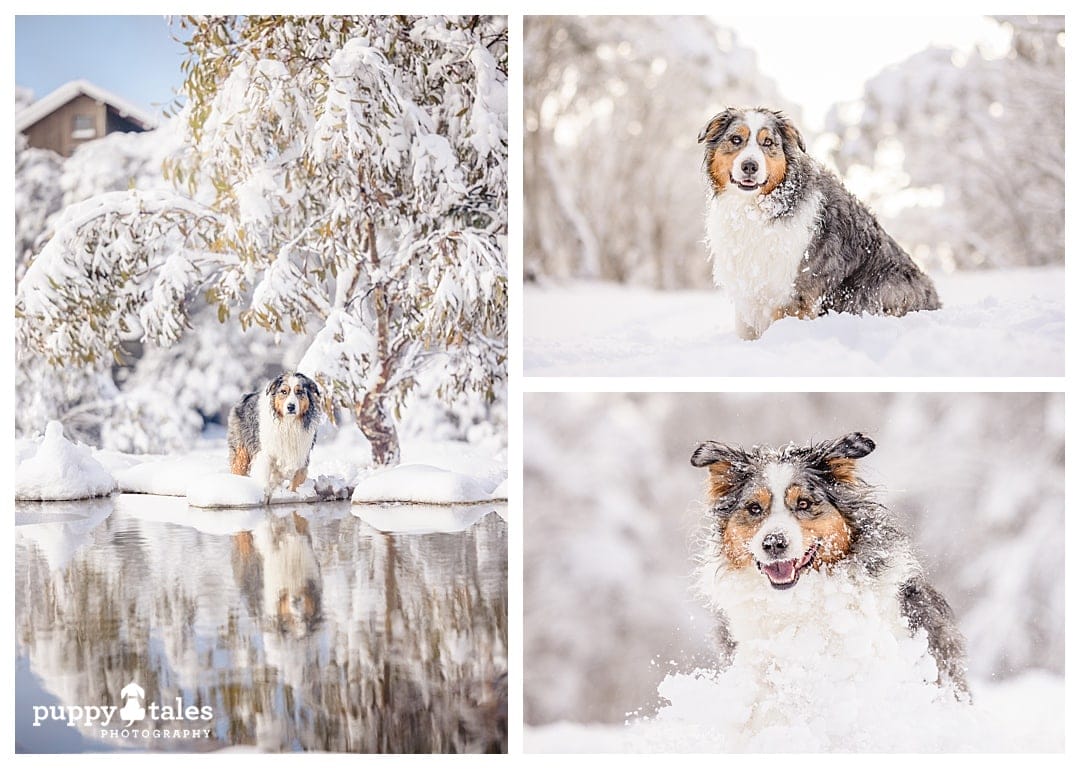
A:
[698, 107, 940, 340]
[691, 431, 970, 709]
[228, 372, 322, 503]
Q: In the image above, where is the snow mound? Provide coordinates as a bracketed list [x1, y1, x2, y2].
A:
[351, 463, 493, 504]
[187, 473, 352, 509]
[113, 451, 222, 495]
[15, 421, 116, 501]
[353, 504, 500, 534]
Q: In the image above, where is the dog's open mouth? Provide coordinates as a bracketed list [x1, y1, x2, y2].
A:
[731, 176, 761, 192]
[757, 542, 820, 590]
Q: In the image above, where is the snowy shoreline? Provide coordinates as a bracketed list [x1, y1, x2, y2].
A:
[16, 421, 507, 508]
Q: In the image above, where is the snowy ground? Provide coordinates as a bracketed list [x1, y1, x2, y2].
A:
[524, 266, 1064, 376]
[525, 669, 1065, 752]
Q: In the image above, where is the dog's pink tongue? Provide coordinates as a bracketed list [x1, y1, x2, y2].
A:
[762, 560, 796, 583]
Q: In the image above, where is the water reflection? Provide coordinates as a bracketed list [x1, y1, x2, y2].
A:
[15, 497, 508, 753]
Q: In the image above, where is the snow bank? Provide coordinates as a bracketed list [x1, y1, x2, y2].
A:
[113, 451, 222, 496]
[15, 421, 116, 501]
[524, 266, 1064, 376]
[351, 463, 495, 505]
[354, 504, 501, 534]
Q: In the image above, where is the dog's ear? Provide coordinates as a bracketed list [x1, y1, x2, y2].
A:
[307, 377, 321, 401]
[698, 108, 739, 144]
[773, 110, 806, 154]
[692, 441, 750, 501]
[265, 375, 282, 396]
[810, 432, 875, 484]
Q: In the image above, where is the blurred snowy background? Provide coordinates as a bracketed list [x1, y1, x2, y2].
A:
[524, 392, 1065, 731]
[523, 15, 1064, 375]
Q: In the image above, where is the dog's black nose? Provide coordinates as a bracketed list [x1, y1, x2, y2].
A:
[762, 531, 788, 558]
[741, 158, 758, 177]
[287, 403, 297, 413]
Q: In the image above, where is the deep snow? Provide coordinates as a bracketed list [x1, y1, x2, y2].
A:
[525, 670, 1064, 752]
[524, 266, 1063, 376]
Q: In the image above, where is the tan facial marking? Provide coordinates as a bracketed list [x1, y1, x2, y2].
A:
[719, 487, 772, 568]
[706, 125, 751, 194]
[800, 508, 852, 566]
[760, 131, 788, 195]
[722, 517, 758, 568]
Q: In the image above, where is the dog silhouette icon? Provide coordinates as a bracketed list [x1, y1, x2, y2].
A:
[119, 681, 146, 723]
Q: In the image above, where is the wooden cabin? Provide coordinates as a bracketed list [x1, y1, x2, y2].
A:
[15, 79, 156, 157]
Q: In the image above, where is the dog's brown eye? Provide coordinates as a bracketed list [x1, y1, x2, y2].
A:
[731, 135, 742, 145]
[762, 137, 774, 147]
[747, 502, 763, 516]
[796, 498, 811, 511]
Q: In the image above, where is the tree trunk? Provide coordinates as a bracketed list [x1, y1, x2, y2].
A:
[357, 392, 400, 466]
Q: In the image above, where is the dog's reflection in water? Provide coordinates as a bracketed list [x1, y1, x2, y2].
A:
[232, 511, 323, 637]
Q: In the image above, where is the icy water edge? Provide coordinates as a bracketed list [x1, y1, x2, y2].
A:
[15, 495, 508, 753]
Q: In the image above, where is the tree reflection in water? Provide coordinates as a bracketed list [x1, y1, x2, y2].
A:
[15, 500, 507, 753]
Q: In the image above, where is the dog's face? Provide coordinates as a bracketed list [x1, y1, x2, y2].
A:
[691, 432, 874, 590]
[698, 107, 806, 196]
[266, 372, 320, 419]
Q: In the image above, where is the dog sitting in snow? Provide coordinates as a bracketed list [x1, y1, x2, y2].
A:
[698, 107, 940, 339]
[227, 372, 322, 503]
[691, 432, 969, 705]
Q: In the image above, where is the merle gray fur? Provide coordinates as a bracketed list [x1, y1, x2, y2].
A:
[691, 431, 969, 699]
[699, 107, 941, 317]
[227, 391, 263, 459]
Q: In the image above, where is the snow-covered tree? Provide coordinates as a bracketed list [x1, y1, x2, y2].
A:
[524, 16, 789, 288]
[16, 15, 508, 465]
[826, 15, 1064, 270]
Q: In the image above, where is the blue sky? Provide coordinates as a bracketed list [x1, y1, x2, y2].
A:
[15, 15, 188, 118]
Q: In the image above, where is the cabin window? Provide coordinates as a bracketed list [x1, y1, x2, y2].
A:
[71, 114, 96, 139]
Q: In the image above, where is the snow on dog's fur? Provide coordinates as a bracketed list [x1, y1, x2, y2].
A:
[227, 372, 322, 503]
[690, 431, 970, 722]
[698, 107, 940, 340]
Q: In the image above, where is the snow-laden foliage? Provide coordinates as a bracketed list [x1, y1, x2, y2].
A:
[17, 15, 508, 465]
[524, 392, 1064, 726]
[826, 15, 1064, 270]
[524, 16, 789, 288]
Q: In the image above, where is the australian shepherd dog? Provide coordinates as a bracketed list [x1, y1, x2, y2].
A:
[227, 372, 322, 503]
[698, 107, 940, 340]
[691, 432, 969, 702]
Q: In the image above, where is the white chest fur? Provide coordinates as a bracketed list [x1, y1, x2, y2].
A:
[705, 189, 822, 338]
[254, 392, 314, 487]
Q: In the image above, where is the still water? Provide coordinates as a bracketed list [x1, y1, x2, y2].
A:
[14, 495, 507, 753]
